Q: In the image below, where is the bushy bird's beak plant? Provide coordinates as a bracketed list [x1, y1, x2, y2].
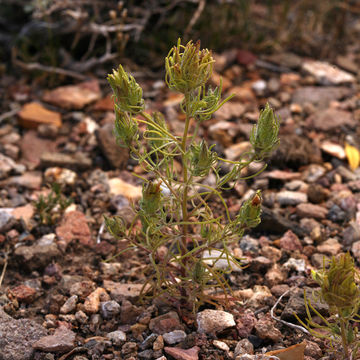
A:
[105, 39, 280, 311]
[295, 253, 360, 360]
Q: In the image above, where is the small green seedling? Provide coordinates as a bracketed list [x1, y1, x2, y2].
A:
[105, 39, 280, 310]
[295, 253, 360, 360]
[34, 183, 72, 225]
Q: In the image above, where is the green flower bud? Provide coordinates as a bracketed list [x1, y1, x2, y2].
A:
[312, 252, 360, 315]
[250, 103, 280, 159]
[165, 39, 214, 94]
[237, 191, 262, 229]
[107, 65, 145, 114]
[104, 214, 126, 239]
[140, 181, 162, 215]
[114, 110, 138, 147]
[192, 82, 223, 122]
[190, 140, 217, 177]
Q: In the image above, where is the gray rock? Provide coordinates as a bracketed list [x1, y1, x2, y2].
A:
[292, 86, 352, 109]
[106, 330, 126, 346]
[33, 326, 76, 353]
[162, 330, 187, 345]
[14, 241, 61, 271]
[196, 309, 235, 334]
[234, 338, 254, 357]
[138, 349, 154, 360]
[0, 209, 15, 232]
[60, 295, 78, 314]
[40, 151, 92, 170]
[100, 300, 121, 319]
[281, 288, 329, 321]
[0, 306, 48, 360]
[277, 191, 307, 206]
[140, 333, 157, 350]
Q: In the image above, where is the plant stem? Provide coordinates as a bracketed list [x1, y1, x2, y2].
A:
[340, 317, 349, 359]
[179, 92, 192, 295]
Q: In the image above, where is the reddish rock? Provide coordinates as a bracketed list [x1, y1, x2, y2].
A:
[56, 211, 93, 250]
[18, 102, 62, 129]
[164, 346, 200, 360]
[236, 49, 257, 65]
[279, 230, 303, 252]
[43, 80, 101, 109]
[6, 172, 42, 190]
[93, 95, 114, 111]
[33, 326, 75, 353]
[236, 310, 257, 338]
[149, 311, 182, 335]
[10, 284, 37, 304]
[20, 130, 57, 169]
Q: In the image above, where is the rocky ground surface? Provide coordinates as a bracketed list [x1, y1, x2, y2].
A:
[0, 48, 360, 360]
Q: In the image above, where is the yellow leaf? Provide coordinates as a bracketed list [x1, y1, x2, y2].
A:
[345, 142, 360, 171]
[266, 341, 305, 360]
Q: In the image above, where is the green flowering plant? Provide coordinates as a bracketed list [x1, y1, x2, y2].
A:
[295, 253, 360, 359]
[105, 39, 280, 311]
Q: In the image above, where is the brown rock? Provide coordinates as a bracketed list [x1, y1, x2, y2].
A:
[43, 80, 101, 109]
[10, 284, 37, 304]
[12, 204, 34, 227]
[103, 281, 149, 301]
[214, 101, 245, 121]
[18, 102, 62, 129]
[33, 326, 76, 353]
[255, 315, 282, 342]
[317, 238, 342, 256]
[296, 203, 328, 219]
[40, 151, 92, 170]
[279, 230, 303, 252]
[236, 310, 257, 338]
[56, 211, 92, 250]
[265, 264, 287, 287]
[93, 95, 114, 111]
[164, 346, 200, 360]
[6, 171, 42, 190]
[306, 109, 355, 132]
[96, 123, 129, 168]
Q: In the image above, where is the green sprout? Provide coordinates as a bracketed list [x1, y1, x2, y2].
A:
[105, 39, 280, 310]
[295, 253, 360, 360]
[34, 183, 72, 225]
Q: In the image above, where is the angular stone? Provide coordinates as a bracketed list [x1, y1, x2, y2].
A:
[306, 109, 355, 132]
[149, 311, 182, 335]
[255, 315, 282, 342]
[320, 141, 346, 159]
[277, 191, 307, 206]
[164, 346, 200, 360]
[60, 295, 78, 314]
[10, 284, 37, 304]
[292, 86, 352, 109]
[84, 287, 108, 314]
[56, 211, 92, 250]
[279, 230, 302, 252]
[302, 60, 355, 85]
[106, 330, 126, 346]
[96, 123, 129, 168]
[40, 151, 92, 170]
[163, 330, 187, 345]
[103, 281, 149, 301]
[108, 178, 142, 199]
[296, 203, 328, 220]
[33, 326, 76, 353]
[0, 306, 48, 360]
[43, 80, 101, 109]
[196, 309, 235, 334]
[214, 101, 245, 121]
[317, 238, 342, 256]
[14, 240, 61, 271]
[20, 130, 57, 168]
[18, 102, 62, 129]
